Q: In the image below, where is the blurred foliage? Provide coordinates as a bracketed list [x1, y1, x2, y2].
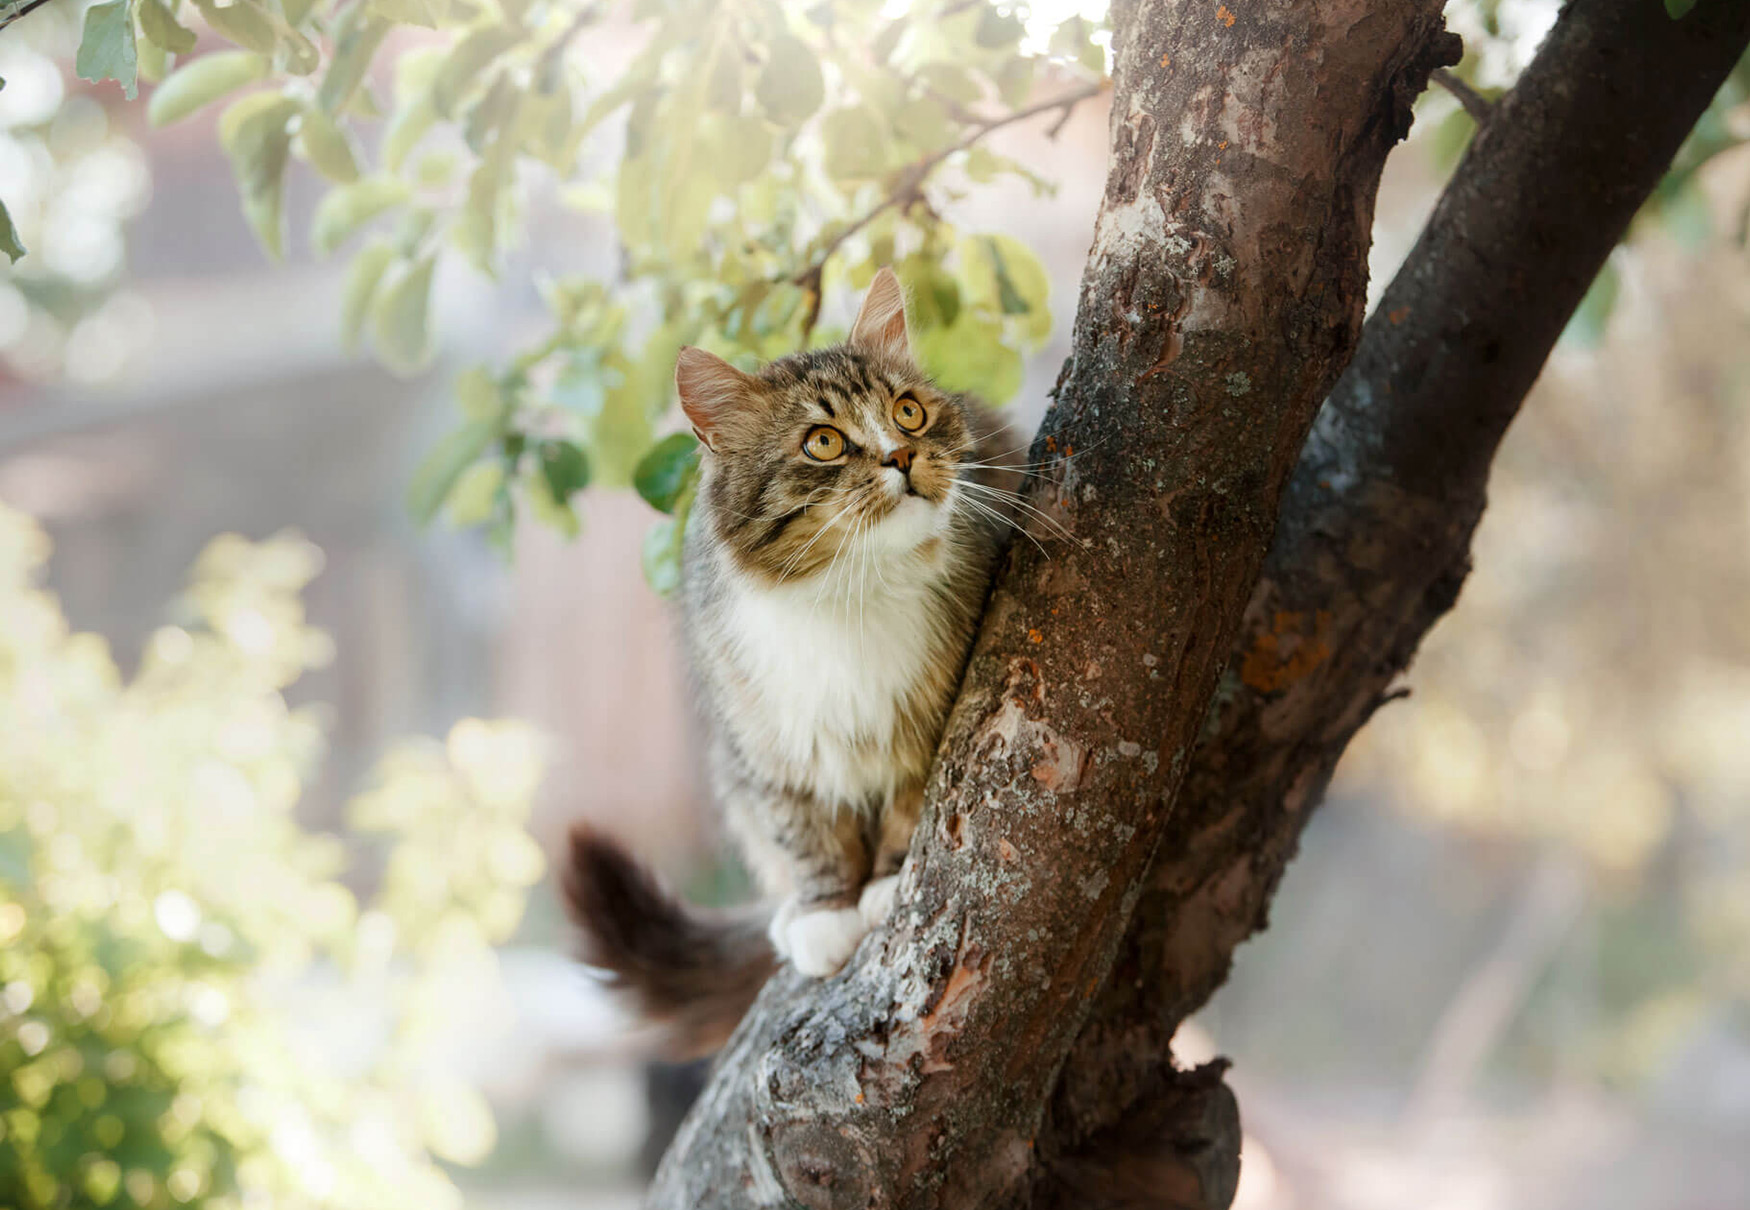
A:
[0, 504, 548, 1209]
[0, 0, 1744, 588]
[0, 1, 154, 382]
[29, 0, 1104, 588]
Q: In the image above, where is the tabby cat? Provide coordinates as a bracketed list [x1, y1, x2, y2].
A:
[565, 269, 1016, 1055]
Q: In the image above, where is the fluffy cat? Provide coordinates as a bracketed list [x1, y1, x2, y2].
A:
[564, 269, 1016, 1055]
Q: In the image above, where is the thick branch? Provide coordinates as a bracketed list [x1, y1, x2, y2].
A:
[1042, 0, 1750, 1194]
[651, 1, 1452, 1206]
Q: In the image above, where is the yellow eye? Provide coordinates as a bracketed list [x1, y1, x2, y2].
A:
[893, 393, 926, 433]
[803, 425, 846, 461]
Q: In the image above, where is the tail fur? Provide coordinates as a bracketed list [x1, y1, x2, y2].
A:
[562, 825, 776, 1058]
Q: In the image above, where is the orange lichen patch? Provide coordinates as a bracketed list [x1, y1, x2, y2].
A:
[1239, 609, 1333, 692]
[1216, 4, 1236, 27]
[855, 1091, 865, 1104]
[1045, 435, 1059, 453]
[1027, 628, 1043, 644]
[1159, 53, 1170, 67]
[1218, 140, 1228, 149]
[1388, 305, 1411, 325]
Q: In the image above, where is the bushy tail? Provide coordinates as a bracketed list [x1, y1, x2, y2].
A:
[562, 826, 776, 1059]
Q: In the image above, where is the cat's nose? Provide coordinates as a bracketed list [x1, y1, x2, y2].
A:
[883, 448, 914, 475]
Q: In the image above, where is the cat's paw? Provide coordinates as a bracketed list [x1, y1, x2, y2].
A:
[783, 906, 867, 977]
[858, 875, 900, 928]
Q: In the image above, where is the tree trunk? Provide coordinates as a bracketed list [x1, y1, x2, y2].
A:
[650, 1, 1454, 1205]
[1037, 0, 1750, 1202]
[649, 0, 1750, 1206]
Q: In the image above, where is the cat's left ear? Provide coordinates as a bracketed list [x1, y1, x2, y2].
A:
[849, 267, 912, 363]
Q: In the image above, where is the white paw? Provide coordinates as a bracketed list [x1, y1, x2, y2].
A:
[767, 894, 801, 958]
[858, 875, 900, 928]
[783, 906, 867, 977]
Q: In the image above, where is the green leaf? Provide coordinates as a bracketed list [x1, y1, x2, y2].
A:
[432, 26, 523, 118]
[220, 92, 300, 259]
[444, 459, 505, 526]
[1664, 0, 1698, 17]
[821, 106, 890, 182]
[917, 312, 1024, 403]
[384, 96, 437, 170]
[138, 0, 197, 55]
[340, 240, 395, 351]
[372, 254, 437, 374]
[0, 200, 24, 263]
[298, 106, 360, 182]
[76, 0, 138, 100]
[537, 440, 591, 503]
[311, 174, 409, 255]
[632, 432, 700, 513]
[641, 482, 695, 596]
[148, 51, 269, 127]
[193, 0, 278, 56]
[317, 12, 389, 113]
[456, 366, 505, 421]
[641, 515, 684, 595]
[407, 421, 497, 525]
[756, 34, 823, 126]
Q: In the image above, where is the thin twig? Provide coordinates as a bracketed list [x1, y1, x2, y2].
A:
[795, 80, 1106, 334]
[0, 0, 58, 36]
[1431, 68, 1491, 124]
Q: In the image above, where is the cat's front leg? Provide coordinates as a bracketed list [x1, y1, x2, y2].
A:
[859, 782, 923, 929]
[727, 784, 873, 977]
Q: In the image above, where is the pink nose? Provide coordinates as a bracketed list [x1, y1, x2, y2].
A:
[884, 448, 914, 474]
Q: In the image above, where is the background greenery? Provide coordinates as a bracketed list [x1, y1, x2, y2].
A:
[0, 0, 1749, 1206]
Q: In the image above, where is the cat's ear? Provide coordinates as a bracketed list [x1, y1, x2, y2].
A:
[676, 346, 759, 450]
[849, 267, 911, 362]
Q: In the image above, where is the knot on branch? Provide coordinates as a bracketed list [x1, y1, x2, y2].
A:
[1390, 29, 1465, 140]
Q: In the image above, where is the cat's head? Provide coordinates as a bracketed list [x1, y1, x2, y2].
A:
[677, 268, 979, 584]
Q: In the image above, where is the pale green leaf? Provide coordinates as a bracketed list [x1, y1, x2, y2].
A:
[76, 0, 138, 100]
[340, 240, 395, 351]
[756, 34, 823, 126]
[372, 254, 437, 375]
[312, 175, 409, 256]
[318, 12, 389, 114]
[444, 459, 505, 527]
[138, 0, 197, 55]
[408, 420, 496, 525]
[298, 106, 361, 183]
[149, 51, 269, 127]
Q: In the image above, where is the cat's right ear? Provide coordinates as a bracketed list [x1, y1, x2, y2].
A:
[676, 346, 758, 451]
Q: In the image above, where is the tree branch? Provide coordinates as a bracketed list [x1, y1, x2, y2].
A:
[651, 1, 1454, 1204]
[0, 0, 56, 36]
[795, 81, 1105, 336]
[1040, 0, 1750, 1196]
[1430, 67, 1491, 123]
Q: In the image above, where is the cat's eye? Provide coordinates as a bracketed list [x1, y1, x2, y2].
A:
[892, 393, 926, 434]
[802, 425, 846, 461]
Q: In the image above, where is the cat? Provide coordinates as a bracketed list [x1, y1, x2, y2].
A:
[564, 268, 1018, 1056]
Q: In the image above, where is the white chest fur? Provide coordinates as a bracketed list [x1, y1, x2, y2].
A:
[717, 542, 952, 806]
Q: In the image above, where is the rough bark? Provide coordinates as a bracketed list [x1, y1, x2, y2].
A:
[649, 1, 1455, 1205]
[1037, 0, 1750, 1200]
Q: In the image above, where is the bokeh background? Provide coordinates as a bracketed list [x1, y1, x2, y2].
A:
[3, 0, 1749, 1207]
